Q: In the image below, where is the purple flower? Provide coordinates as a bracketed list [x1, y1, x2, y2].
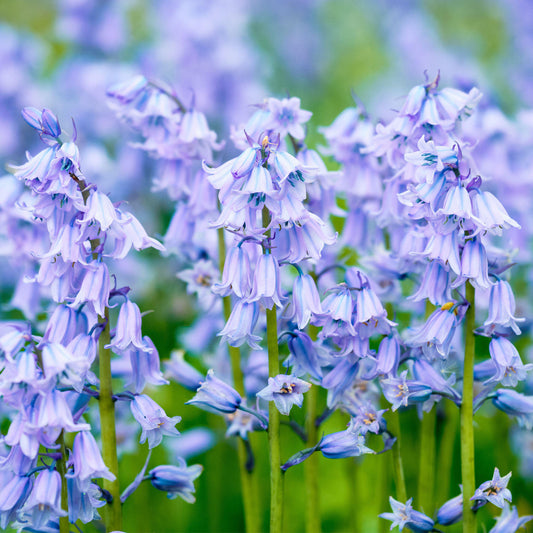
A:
[257, 374, 311, 416]
[452, 237, 491, 290]
[186, 369, 242, 414]
[248, 253, 285, 310]
[130, 394, 181, 449]
[471, 467, 512, 508]
[353, 402, 387, 435]
[369, 335, 400, 378]
[164, 350, 203, 391]
[266, 97, 312, 139]
[489, 504, 533, 533]
[285, 331, 323, 381]
[22, 469, 66, 529]
[318, 424, 374, 459]
[486, 337, 532, 387]
[484, 280, 524, 335]
[127, 337, 169, 393]
[289, 273, 322, 329]
[492, 389, 533, 429]
[177, 259, 219, 310]
[471, 189, 520, 234]
[70, 261, 110, 318]
[106, 299, 149, 353]
[69, 431, 115, 490]
[436, 494, 463, 525]
[381, 371, 433, 411]
[380, 497, 435, 532]
[218, 300, 261, 350]
[409, 261, 452, 306]
[149, 458, 203, 503]
[212, 245, 252, 299]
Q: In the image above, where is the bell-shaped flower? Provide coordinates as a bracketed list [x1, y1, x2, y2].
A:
[130, 394, 181, 449]
[381, 370, 433, 411]
[248, 253, 285, 310]
[68, 431, 116, 490]
[164, 350, 203, 391]
[67, 478, 105, 525]
[368, 335, 400, 378]
[266, 97, 312, 139]
[177, 260, 219, 310]
[80, 190, 118, 232]
[317, 286, 356, 337]
[413, 230, 461, 276]
[21, 469, 66, 529]
[213, 245, 252, 298]
[106, 299, 149, 353]
[413, 359, 460, 402]
[70, 261, 110, 318]
[352, 401, 387, 435]
[471, 468, 512, 509]
[380, 497, 435, 532]
[42, 304, 86, 345]
[218, 300, 262, 350]
[289, 273, 322, 329]
[149, 458, 203, 503]
[489, 504, 533, 533]
[438, 182, 473, 219]
[492, 389, 533, 429]
[127, 337, 168, 393]
[186, 369, 242, 414]
[471, 189, 520, 234]
[257, 374, 311, 416]
[436, 494, 463, 525]
[452, 237, 491, 290]
[406, 304, 458, 358]
[0, 474, 32, 528]
[409, 261, 452, 306]
[318, 422, 374, 459]
[486, 337, 532, 387]
[35, 390, 90, 436]
[285, 331, 323, 381]
[484, 280, 524, 335]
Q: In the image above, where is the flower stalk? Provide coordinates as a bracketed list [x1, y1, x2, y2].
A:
[461, 282, 477, 533]
[57, 432, 69, 533]
[98, 307, 123, 532]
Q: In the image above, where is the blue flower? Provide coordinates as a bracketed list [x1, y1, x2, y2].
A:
[471, 467, 512, 508]
[186, 369, 242, 414]
[381, 371, 433, 411]
[436, 494, 463, 525]
[489, 504, 532, 533]
[318, 422, 373, 459]
[486, 336, 532, 387]
[149, 458, 203, 503]
[380, 497, 435, 532]
[492, 389, 533, 429]
[257, 374, 311, 416]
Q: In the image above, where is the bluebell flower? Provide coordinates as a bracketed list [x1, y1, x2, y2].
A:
[492, 389, 533, 429]
[21, 107, 61, 138]
[164, 350, 203, 391]
[21, 469, 66, 529]
[80, 189, 118, 232]
[484, 280, 524, 335]
[316, 286, 356, 337]
[127, 336, 169, 393]
[414, 231, 461, 276]
[380, 496, 435, 532]
[471, 467, 512, 508]
[265, 97, 312, 139]
[406, 304, 457, 358]
[212, 245, 252, 299]
[486, 336, 532, 387]
[368, 335, 400, 378]
[471, 189, 521, 235]
[177, 259, 220, 310]
[67, 478, 105, 524]
[436, 494, 463, 525]
[248, 253, 285, 310]
[106, 299, 149, 353]
[149, 458, 203, 503]
[409, 261, 452, 306]
[70, 261, 110, 318]
[289, 273, 322, 329]
[413, 359, 460, 403]
[452, 237, 491, 290]
[218, 300, 261, 350]
[353, 401, 387, 435]
[130, 394, 181, 449]
[68, 431, 115, 490]
[381, 371, 433, 411]
[285, 331, 323, 381]
[186, 369, 242, 414]
[0, 474, 32, 529]
[257, 374, 311, 416]
[489, 504, 532, 533]
[318, 423, 374, 459]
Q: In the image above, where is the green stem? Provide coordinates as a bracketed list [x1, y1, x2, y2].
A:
[461, 282, 477, 533]
[304, 385, 320, 533]
[436, 402, 459, 506]
[57, 432, 69, 533]
[388, 410, 407, 502]
[417, 409, 436, 514]
[266, 305, 283, 533]
[98, 308, 123, 532]
[218, 227, 260, 533]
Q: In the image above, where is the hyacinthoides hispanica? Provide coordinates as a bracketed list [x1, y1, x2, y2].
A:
[0, 107, 203, 532]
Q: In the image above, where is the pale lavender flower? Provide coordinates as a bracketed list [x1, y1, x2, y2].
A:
[248, 253, 285, 310]
[486, 337, 532, 387]
[381, 371, 433, 411]
[289, 273, 322, 329]
[130, 394, 181, 449]
[218, 300, 261, 350]
[106, 299, 149, 352]
[484, 280, 524, 335]
[436, 494, 463, 525]
[257, 374, 311, 416]
[471, 468, 512, 508]
[177, 259, 219, 310]
[489, 504, 533, 533]
[186, 369, 242, 414]
[492, 389, 533, 429]
[380, 497, 434, 532]
[149, 458, 203, 503]
[164, 350, 203, 391]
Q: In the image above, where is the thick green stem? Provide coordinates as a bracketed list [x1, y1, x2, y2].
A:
[57, 432, 69, 533]
[218, 227, 260, 533]
[388, 410, 407, 503]
[266, 305, 283, 533]
[98, 308, 122, 532]
[417, 409, 436, 514]
[461, 282, 477, 533]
